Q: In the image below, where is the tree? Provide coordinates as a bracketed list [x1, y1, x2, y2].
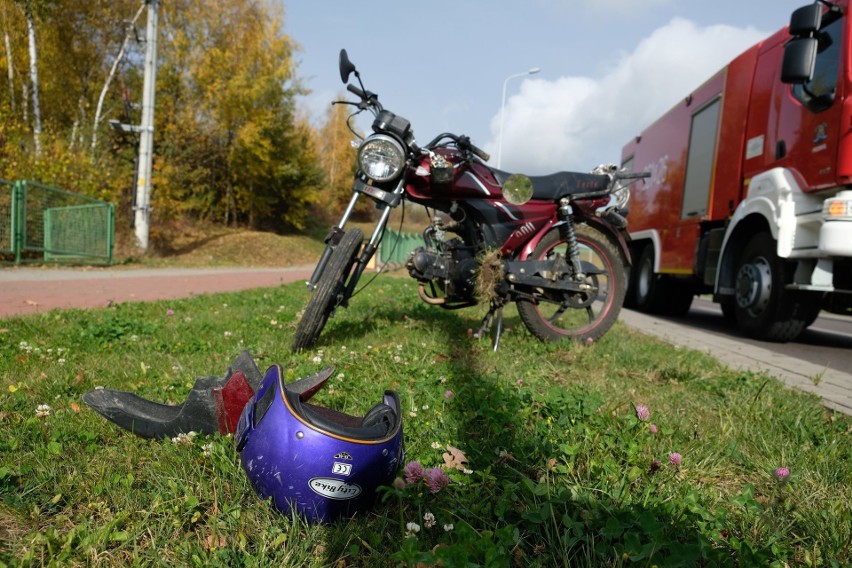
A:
[154, 0, 321, 229]
[316, 97, 359, 215]
[91, 2, 145, 153]
[22, 0, 41, 155]
[0, 0, 324, 234]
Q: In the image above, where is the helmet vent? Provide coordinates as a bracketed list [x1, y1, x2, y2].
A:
[253, 381, 276, 428]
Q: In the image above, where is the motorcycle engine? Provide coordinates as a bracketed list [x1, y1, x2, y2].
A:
[407, 238, 478, 301]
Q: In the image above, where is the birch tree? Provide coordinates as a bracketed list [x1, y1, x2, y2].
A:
[23, 0, 40, 156]
[90, 2, 144, 153]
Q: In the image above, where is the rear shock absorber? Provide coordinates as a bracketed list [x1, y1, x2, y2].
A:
[558, 198, 586, 281]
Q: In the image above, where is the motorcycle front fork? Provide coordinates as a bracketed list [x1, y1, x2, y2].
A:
[307, 179, 405, 292]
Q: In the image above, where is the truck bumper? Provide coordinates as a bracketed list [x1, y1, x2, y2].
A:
[819, 221, 852, 256]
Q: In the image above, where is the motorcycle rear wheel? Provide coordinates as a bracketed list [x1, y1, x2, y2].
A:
[516, 224, 626, 343]
[291, 228, 364, 352]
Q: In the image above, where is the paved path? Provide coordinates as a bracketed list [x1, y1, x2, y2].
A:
[0, 266, 314, 317]
[1, 265, 849, 415]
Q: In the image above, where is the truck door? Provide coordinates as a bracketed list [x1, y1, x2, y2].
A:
[773, 12, 844, 189]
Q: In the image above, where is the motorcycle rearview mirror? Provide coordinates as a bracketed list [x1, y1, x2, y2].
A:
[339, 49, 358, 83]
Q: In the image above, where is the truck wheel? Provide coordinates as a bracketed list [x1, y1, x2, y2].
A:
[733, 232, 813, 341]
[633, 245, 662, 312]
[632, 245, 692, 316]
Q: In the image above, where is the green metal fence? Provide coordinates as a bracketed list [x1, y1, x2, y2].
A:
[376, 228, 422, 269]
[1, 180, 114, 265]
[0, 178, 15, 258]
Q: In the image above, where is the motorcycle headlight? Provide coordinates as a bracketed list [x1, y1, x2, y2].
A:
[358, 134, 406, 183]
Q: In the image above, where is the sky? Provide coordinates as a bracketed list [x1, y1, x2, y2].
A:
[285, 0, 810, 175]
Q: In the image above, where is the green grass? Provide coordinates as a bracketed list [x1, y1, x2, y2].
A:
[1, 278, 850, 566]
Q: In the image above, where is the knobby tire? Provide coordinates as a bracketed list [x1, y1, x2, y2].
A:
[291, 228, 363, 352]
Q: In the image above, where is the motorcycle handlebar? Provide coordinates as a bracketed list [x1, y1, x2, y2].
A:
[468, 142, 491, 162]
[615, 171, 651, 180]
[347, 83, 366, 99]
[426, 133, 491, 162]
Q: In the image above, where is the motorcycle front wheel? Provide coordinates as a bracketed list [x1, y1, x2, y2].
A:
[291, 228, 364, 352]
[516, 224, 626, 343]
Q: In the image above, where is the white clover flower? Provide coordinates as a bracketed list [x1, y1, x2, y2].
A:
[405, 522, 421, 538]
[223, 331, 232, 337]
[421, 405, 429, 411]
[393, 355, 402, 363]
[431, 442, 442, 449]
[409, 411, 417, 418]
[443, 523, 454, 532]
[171, 432, 196, 445]
[336, 373, 345, 381]
[35, 404, 51, 418]
[423, 512, 436, 528]
[463, 468, 473, 475]
[312, 355, 323, 364]
[202, 443, 213, 456]
[129, 334, 139, 342]
[270, 319, 278, 326]
[57, 358, 66, 365]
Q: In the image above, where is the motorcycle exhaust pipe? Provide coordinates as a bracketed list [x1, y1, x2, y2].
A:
[418, 283, 446, 305]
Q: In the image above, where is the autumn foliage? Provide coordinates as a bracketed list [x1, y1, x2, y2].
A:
[0, 0, 350, 241]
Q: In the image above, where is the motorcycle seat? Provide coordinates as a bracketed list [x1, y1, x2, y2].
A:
[491, 169, 610, 200]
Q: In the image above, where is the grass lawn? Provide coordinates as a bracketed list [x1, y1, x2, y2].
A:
[1, 277, 850, 566]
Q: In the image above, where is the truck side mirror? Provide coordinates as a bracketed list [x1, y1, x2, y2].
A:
[789, 4, 822, 36]
[781, 37, 818, 84]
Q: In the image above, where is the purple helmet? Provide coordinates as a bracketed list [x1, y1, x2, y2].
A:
[235, 364, 403, 523]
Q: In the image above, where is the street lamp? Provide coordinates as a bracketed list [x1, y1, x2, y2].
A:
[497, 67, 541, 169]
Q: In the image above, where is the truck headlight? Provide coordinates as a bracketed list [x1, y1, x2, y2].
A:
[823, 190, 852, 221]
[358, 134, 406, 183]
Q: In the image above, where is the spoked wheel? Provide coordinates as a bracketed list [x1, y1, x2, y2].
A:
[291, 228, 363, 352]
[516, 224, 626, 343]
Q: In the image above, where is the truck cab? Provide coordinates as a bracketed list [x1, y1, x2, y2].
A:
[621, 0, 852, 341]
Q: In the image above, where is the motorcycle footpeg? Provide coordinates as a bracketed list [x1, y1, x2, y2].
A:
[82, 350, 263, 439]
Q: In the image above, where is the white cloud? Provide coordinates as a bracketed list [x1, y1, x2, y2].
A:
[486, 18, 767, 174]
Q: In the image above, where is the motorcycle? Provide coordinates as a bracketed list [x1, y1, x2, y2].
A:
[292, 49, 648, 352]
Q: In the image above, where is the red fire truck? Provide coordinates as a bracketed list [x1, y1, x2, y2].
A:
[621, 1, 852, 341]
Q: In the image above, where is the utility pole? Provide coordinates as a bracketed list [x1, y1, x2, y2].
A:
[134, 0, 159, 251]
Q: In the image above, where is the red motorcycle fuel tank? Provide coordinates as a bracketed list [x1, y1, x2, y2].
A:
[405, 152, 558, 256]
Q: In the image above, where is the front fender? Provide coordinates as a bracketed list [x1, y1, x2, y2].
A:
[714, 167, 798, 294]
